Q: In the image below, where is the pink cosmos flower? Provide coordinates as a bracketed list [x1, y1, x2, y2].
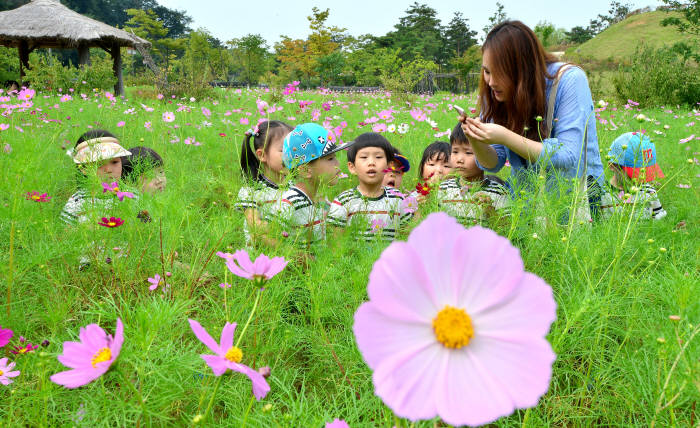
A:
[116, 121, 125, 127]
[401, 195, 419, 214]
[26, 191, 51, 202]
[240, 117, 249, 125]
[11, 343, 38, 355]
[326, 419, 350, 428]
[201, 106, 211, 118]
[157, 93, 164, 100]
[17, 88, 35, 100]
[216, 250, 287, 283]
[0, 124, 9, 131]
[353, 212, 556, 426]
[372, 123, 387, 133]
[187, 319, 270, 400]
[50, 319, 124, 389]
[410, 108, 426, 122]
[370, 218, 387, 233]
[0, 326, 13, 347]
[0, 358, 20, 385]
[98, 217, 124, 228]
[102, 182, 135, 201]
[162, 111, 175, 122]
[147, 274, 168, 291]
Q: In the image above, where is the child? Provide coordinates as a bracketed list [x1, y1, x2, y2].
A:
[121, 146, 166, 194]
[236, 120, 293, 243]
[418, 141, 452, 184]
[601, 132, 666, 220]
[60, 130, 132, 225]
[381, 146, 410, 190]
[328, 133, 413, 242]
[438, 123, 509, 224]
[265, 123, 353, 246]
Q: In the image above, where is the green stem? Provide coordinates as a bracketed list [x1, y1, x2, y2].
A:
[202, 375, 224, 423]
[241, 395, 255, 427]
[235, 288, 263, 348]
[6, 220, 15, 318]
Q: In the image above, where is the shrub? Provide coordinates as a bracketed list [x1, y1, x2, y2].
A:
[612, 43, 700, 106]
[23, 52, 116, 92]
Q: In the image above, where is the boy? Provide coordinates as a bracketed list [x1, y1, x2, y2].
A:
[265, 123, 353, 246]
[328, 133, 413, 242]
[601, 132, 666, 220]
[439, 123, 509, 224]
[381, 146, 410, 190]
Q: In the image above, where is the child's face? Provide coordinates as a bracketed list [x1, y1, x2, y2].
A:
[382, 160, 404, 188]
[450, 141, 482, 180]
[308, 153, 340, 186]
[96, 158, 122, 180]
[348, 147, 388, 187]
[422, 153, 451, 183]
[139, 167, 167, 194]
[257, 135, 286, 174]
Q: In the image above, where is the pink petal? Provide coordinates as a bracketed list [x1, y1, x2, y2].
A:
[80, 324, 109, 350]
[201, 354, 228, 376]
[110, 319, 124, 361]
[50, 368, 103, 388]
[263, 256, 287, 279]
[449, 226, 524, 313]
[353, 303, 435, 370]
[225, 257, 253, 279]
[475, 272, 557, 339]
[0, 377, 13, 385]
[251, 254, 272, 275]
[229, 362, 271, 400]
[0, 357, 7, 366]
[188, 319, 221, 354]
[367, 242, 439, 322]
[57, 341, 93, 369]
[233, 250, 255, 272]
[219, 322, 237, 352]
[371, 340, 448, 421]
[5, 370, 20, 378]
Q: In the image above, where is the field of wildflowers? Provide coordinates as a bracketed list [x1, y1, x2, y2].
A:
[0, 84, 698, 426]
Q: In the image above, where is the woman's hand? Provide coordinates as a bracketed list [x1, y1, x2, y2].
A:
[461, 117, 510, 145]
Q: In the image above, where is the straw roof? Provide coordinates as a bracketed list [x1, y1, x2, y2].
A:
[0, 0, 150, 49]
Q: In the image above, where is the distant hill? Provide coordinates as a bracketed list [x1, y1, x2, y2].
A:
[565, 10, 693, 62]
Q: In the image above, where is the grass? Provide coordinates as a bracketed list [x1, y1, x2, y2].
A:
[566, 10, 694, 64]
[0, 86, 698, 427]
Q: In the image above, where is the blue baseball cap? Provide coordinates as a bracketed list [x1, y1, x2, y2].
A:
[608, 132, 664, 182]
[282, 123, 354, 169]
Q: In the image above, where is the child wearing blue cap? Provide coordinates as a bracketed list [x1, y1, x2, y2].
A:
[382, 146, 410, 190]
[328, 133, 413, 242]
[600, 132, 667, 220]
[436, 122, 509, 225]
[265, 123, 354, 246]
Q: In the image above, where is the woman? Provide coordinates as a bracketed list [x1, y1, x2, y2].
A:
[461, 20, 604, 199]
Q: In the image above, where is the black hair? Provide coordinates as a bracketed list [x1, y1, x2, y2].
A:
[121, 146, 164, 182]
[450, 122, 469, 145]
[75, 129, 118, 148]
[4, 80, 19, 91]
[346, 132, 394, 163]
[418, 141, 451, 180]
[240, 120, 293, 181]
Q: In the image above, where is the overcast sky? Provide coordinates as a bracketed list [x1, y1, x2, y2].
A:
[158, 0, 663, 46]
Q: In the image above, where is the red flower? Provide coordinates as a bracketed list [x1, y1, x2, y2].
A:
[219, 132, 226, 137]
[98, 217, 124, 228]
[26, 191, 51, 202]
[11, 343, 38, 355]
[415, 181, 431, 196]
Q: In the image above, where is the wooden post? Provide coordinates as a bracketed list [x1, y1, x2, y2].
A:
[18, 40, 30, 83]
[78, 44, 91, 67]
[110, 42, 124, 96]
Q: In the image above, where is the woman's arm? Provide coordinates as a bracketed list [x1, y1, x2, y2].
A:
[462, 117, 543, 162]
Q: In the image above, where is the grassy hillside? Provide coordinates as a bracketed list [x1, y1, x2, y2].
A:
[566, 10, 693, 62]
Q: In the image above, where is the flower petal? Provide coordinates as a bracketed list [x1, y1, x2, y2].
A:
[219, 322, 237, 352]
[57, 341, 93, 369]
[353, 302, 434, 370]
[263, 256, 287, 279]
[229, 362, 271, 400]
[367, 242, 439, 322]
[50, 368, 103, 388]
[110, 318, 124, 361]
[188, 319, 221, 354]
[201, 354, 228, 376]
[80, 324, 109, 350]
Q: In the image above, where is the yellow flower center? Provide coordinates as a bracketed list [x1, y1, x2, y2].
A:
[31, 195, 41, 200]
[91, 347, 112, 368]
[432, 305, 474, 349]
[0, 369, 4, 376]
[113, 187, 120, 193]
[224, 346, 243, 363]
[18, 348, 27, 354]
[107, 221, 116, 227]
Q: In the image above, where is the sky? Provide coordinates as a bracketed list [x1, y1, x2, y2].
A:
[158, 0, 664, 46]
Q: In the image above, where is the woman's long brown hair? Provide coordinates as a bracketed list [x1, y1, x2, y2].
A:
[479, 20, 560, 142]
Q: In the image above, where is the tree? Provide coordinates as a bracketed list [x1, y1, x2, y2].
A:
[660, 0, 700, 37]
[228, 34, 269, 85]
[587, 1, 633, 35]
[444, 12, 478, 57]
[534, 21, 555, 47]
[566, 26, 595, 44]
[482, 2, 508, 41]
[125, 9, 184, 71]
[386, 3, 447, 65]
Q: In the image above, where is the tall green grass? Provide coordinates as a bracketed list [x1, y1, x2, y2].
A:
[0, 87, 698, 426]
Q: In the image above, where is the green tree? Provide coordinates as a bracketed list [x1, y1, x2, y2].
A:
[566, 26, 595, 44]
[228, 34, 269, 85]
[534, 21, 556, 47]
[444, 12, 478, 56]
[385, 3, 447, 65]
[482, 2, 508, 40]
[661, 0, 700, 37]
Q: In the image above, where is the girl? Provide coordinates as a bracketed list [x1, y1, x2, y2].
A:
[236, 120, 293, 244]
[461, 20, 604, 217]
[121, 146, 166, 194]
[418, 141, 452, 185]
[60, 129, 131, 225]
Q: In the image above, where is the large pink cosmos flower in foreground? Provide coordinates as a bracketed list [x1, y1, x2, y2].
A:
[216, 250, 287, 282]
[0, 325, 13, 347]
[353, 212, 557, 426]
[50, 319, 124, 388]
[0, 358, 20, 385]
[188, 319, 270, 400]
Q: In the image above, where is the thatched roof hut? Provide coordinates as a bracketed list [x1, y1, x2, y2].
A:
[0, 0, 152, 95]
